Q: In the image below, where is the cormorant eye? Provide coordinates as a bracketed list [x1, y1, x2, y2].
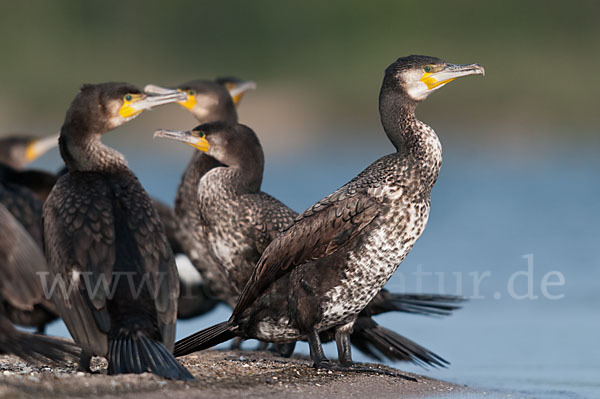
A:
[188, 90, 196, 96]
[197, 131, 205, 138]
[424, 66, 432, 73]
[125, 94, 133, 102]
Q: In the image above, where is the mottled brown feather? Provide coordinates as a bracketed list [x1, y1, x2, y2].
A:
[233, 185, 380, 317]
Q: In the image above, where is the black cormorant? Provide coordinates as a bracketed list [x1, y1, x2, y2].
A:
[155, 121, 463, 366]
[43, 82, 192, 380]
[173, 55, 484, 372]
[0, 135, 61, 333]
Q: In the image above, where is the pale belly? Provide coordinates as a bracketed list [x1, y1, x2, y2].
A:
[254, 317, 304, 342]
[317, 202, 430, 330]
[250, 202, 430, 342]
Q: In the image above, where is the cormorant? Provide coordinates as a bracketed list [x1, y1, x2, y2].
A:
[0, 180, 76, 366]
[173, 56, 484, 372]
[43, 82, 193, 380]
[0, 134, 60, 333]
[0, 313, 79, 365]
[143, 78, 256, 312]
[155, 121, 463, 367]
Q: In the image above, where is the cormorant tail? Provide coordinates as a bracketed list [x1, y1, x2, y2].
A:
[369, 292, 466, 317]
[174, 321, 236, 357]
[4, 330, 81, 365]
[350, 317, 449, 368]
[107, 331, 193, 381]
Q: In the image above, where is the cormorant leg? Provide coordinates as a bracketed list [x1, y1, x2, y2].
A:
[272, 341, 296, 358]
[256, 341, 269, 351]
[231, 337, 243, 350]
[335, 326, 353, 367]
[35, 324, 46, 335]
[78, 352, 92, 373]
[307, 329, 332, 368]
[318, 323, 416, 381]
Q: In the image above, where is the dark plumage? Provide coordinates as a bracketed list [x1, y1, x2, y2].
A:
[0, 202, 57, 333]
[43, 82, 192, 380]
[152, 198, 219, 318]
[173, 55, 484, 371]
[0, 135, 60, 333]
[144, 78, 256, 311]
[0, 313, 80, 365]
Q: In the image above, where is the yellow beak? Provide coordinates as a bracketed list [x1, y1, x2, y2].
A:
[420, 63, 485, 91]
[25, 132, 60, 162]
[153, 129, 210, 152]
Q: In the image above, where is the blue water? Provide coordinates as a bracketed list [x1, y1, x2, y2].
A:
[37, 135, 600, 399]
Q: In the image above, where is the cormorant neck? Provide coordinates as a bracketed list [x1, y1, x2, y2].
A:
[379, 90, 417, 152]
[175, 152, 222, 219]
[195, 106, 238, 125]
[209, 162, 263, 196]
[59, 125, 127, 173]
[379, 89, 443, 187]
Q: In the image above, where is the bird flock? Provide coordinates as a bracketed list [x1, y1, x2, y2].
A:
[0, 55, 484, 381]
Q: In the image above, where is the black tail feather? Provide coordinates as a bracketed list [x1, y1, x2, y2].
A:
[351, 317, 448, 368]
[368, 291, 466, 317]
[174, 321, 236, 357]
[107, 332, 193, 381]
[2, 331, 81, 365]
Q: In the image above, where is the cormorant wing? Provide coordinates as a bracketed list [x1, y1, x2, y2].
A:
[233, 185, 380, 317]
[112, 174, 179, 350]
[43, 173, 116, 355]
[0, 203, 53, 311]
[251, 192, 298, 254]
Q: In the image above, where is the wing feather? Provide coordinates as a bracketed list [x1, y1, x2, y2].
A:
[0, 204, 51, 311]
[233, 187, 380, 317]
[43, 172, 115, 355]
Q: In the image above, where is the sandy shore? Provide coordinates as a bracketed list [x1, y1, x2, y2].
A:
[0, 350, 477, 398]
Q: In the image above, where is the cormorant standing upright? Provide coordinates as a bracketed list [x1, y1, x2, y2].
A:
[155, 121, 463, 367]
[0, 133, 60, 333]
[173, 56, 484, 371]
[43, 82, 192, 380]
[144, 78, 256, 311]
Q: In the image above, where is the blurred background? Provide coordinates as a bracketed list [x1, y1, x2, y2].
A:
[2, 1, 599, 398]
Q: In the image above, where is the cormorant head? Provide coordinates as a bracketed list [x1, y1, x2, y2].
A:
[154, 122, 264, 183]
[383, 55, 484, 103]
[63, 82, 187, 134]
[0, 133, 59, 169]
[144, 78, 255, 123]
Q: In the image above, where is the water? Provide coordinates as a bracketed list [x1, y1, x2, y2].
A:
[39, 136, 600, 399]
